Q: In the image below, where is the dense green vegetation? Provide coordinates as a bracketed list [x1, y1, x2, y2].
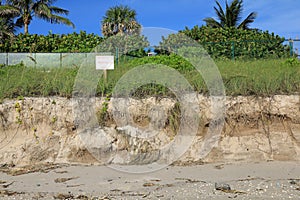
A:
[0, 27, 289, 61]
[0, 31, 103, 52]
[96, 33, 149, 56]
[177, 26, 288, 59]
[1, 57, 299, 101]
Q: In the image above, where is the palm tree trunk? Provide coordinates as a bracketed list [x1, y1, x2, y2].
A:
[24, 23, 28, 34]
[23, 14, 30, 34]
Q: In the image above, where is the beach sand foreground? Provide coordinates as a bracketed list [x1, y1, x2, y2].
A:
[0, 161, 299, 199]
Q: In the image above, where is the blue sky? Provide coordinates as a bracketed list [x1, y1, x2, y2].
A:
[20, 0, 300, 40]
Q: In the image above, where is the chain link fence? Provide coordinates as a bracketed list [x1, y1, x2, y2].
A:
[285, 39, 300, 58]
[0, 52, 112, 67]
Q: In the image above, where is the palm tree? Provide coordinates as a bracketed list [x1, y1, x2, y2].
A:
[0, 0, 74, 34]
[204, 0, 257, 30]
[0, 1, 19, 42]
[0, 17, 16, 42]
[101, 5, 141, 37]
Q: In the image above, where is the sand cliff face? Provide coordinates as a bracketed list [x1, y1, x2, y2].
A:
[0, 95, 299, 166]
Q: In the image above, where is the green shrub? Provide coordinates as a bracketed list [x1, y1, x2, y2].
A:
[283, 57, 300, 67]
[0, 31, 104, 53]
[126, 54, 194, 71]
[169, 26, 289, 59]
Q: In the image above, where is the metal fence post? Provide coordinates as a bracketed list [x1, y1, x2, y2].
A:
[6, 52, 8, 66]
[231, 41, 235, 60]
[34, 53, 37, 67]
[60, 53, 62, 68]
[289, 39, 294, 57]
[115, 47, 119, 65]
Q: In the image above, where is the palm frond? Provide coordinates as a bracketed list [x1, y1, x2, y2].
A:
[214, 1, 225, 26]
[0, 17, 17, 42]
[33, 3, 52, 18]
[203, 17, 222, 28]
[49, 6, 69, 15]
[48, 14, 75, 28]
[204, 0, 256, 30]
[238, 12, 257, 30]
[0, 5, 20, 17]
[231, 0, 243, 26]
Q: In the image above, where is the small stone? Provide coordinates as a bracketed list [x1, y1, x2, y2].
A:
[289, 179, 300, 185]
[215, 182, 231, 191]
[143, 182, 156, 187]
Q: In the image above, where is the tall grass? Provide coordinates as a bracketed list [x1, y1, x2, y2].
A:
[217, 59, 300, 96]
[0, 57, 299, 101]
[0, 64, 77, 99]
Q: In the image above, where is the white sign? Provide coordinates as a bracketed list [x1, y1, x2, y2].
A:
[95, 55, 114, 70]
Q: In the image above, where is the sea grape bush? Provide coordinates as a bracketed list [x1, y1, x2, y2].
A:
[173, 26, 289, 59]
[127, 53, 194, 71]
[0, 31, 104, 53]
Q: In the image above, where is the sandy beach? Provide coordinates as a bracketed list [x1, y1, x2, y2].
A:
[0, 161, 299, 199]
